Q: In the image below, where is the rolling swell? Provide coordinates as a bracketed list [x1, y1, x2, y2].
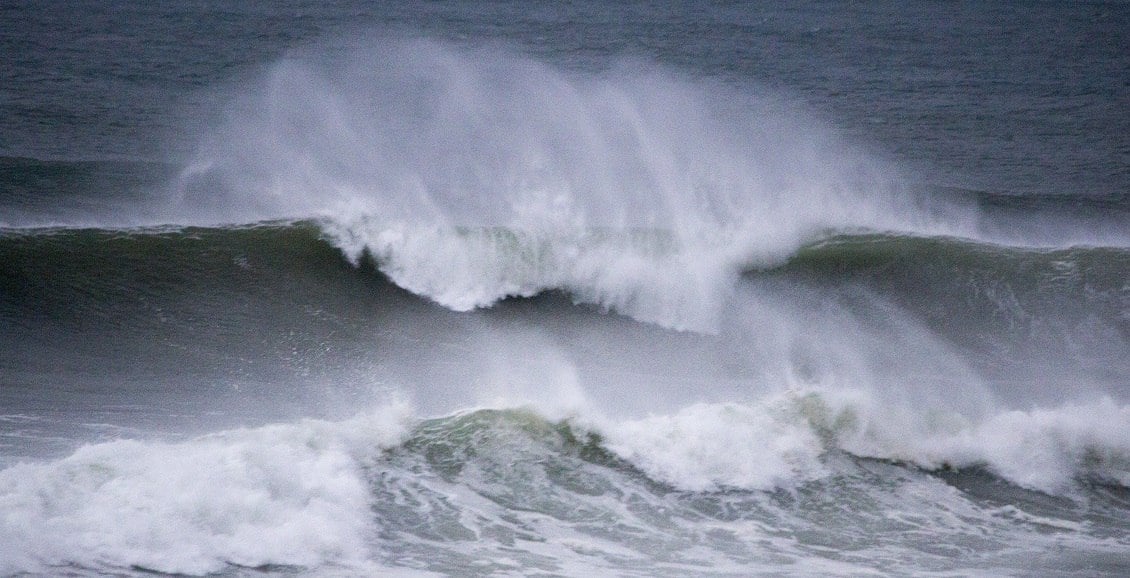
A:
[4, 222, 1127, 358]
[0, 222, 432, 453]
[778, 233, 1130, 328]
[0, 221, 408, 326]
[7, 222, 1126, 344]
[765, 233, 1130, 395]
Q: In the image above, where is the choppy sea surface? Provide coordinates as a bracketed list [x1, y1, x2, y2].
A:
[2, 1, 1128, 576]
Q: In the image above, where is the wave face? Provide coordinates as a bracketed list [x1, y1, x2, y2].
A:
[2, 9, 1130, 577]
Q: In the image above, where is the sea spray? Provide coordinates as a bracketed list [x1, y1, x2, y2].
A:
[172, 37, 966, 331]
[596, 392, 1130, 495]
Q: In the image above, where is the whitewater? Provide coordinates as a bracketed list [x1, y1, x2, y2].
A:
[2, 3, 1129, 576]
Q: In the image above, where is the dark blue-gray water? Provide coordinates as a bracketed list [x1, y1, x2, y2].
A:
[2, 2, 1128, 576]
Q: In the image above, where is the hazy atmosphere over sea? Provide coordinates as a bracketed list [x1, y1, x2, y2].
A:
[2, 1, 1129, 576]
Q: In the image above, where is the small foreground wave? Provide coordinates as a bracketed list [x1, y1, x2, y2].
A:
[2, 394, 1128, 576]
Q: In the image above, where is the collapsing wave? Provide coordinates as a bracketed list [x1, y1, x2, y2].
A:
[0, 406, 413, 576]
[173, 37, 974, 331]
[3, 396, 1127, 576]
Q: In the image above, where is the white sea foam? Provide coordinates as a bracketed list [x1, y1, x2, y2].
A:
[596, 391, 1130, 495]
[0, 405, 412, 576]
[835, 396, 1130, 493]
[601, 400, 829, 491]
[320, 219, 739, 331]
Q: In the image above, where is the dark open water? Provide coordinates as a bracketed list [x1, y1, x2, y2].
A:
[2, 2, 1128, 576]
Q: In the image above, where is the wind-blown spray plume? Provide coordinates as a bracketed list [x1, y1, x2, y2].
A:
[175, 38, 965, 331]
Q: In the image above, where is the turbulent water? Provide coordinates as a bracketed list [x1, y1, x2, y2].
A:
[2, 1, 1129, 576]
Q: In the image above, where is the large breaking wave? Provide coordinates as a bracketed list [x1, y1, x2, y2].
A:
[167, 37, 980, 331]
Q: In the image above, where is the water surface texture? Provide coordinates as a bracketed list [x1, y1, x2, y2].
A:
[2, 1, 1128, 576]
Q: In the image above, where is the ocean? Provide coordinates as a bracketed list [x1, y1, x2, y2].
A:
[2, 1, 1128, 575]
